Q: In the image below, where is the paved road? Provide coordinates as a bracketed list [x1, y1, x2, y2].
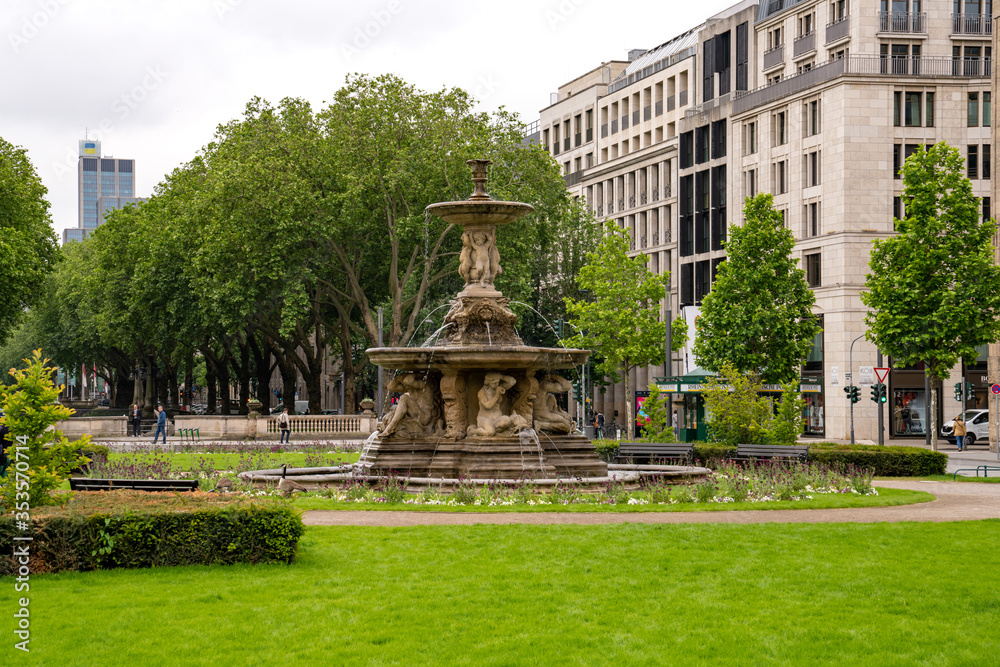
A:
[302, 479, 1000, 527]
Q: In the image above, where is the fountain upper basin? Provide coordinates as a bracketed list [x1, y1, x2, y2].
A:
[366, 345, 588, 372]
[425, 200, 534, 226]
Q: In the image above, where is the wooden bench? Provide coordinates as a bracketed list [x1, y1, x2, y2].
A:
[69, 478, 199, 492]
[730, 444, 810, 463]
[613, 442, 694, 465]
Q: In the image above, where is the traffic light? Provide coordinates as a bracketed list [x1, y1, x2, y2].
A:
[954, 382, 963, 402]
[844, 385, 861, 404]
[965, 381, 975, 396]
[873, 383, 887, 404]
[572, 382, 582, 403]
[554, 318, 564, 337]
[870, 384, 879, 403]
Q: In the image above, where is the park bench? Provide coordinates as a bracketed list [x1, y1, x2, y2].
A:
[730, 444, 810, 463]
[69, 478, 199, 492]
[613, 442, 694, 465]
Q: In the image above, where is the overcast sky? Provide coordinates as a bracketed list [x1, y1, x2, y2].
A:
[3, 0, 737, 237]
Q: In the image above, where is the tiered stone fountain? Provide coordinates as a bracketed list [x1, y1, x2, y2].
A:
[362, 159, 607, 479]
[241, 160, 708, 490]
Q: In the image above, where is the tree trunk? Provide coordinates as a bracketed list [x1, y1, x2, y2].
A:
[249, 334, 274, 415]
[338, 318, 358, 415]
[114, 369, 133, 409]
[184, 353, 194, 411]
[144, 361, 155, 413]
[929, 368, 938, 451]
[232, 341, 251, 415]
[624, 364, 634, 440]
[278, 353, 298, 414]
[133, 360, 144, 410]
[218, 372, 231, 415]
[167, 361, 180, 413]
[206, 363, 217, 415]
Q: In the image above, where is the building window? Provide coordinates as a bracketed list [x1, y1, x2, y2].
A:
[806, 253, 821, 287]
[984, 92, 992, 127]
[984, 144, 991, 179]
[773, 110, 787, 145]
[904, 92, 921, 126]
[969, 92, 980, 126]
[744, 120, 758, 154]
[711, 119, 727, 159]
[745, 168, 758, 198]
[926, 92, 935, 127]
[805, 150, 821, 187]
[893, 195, 904, 225]
[985, 196, 992, 222]
[894, 143, 921, 178]
[695, 125, 710, 164]
[680, 131, 694, 169]
[804, 201, 820, 237]
[968, 145, 979, 179]
[774, 160, 788, 195]
[894, 90, 933, 127]
[805, 99, 820, 136]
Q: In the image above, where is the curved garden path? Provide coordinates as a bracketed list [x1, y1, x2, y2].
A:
[301, 480, 1000, 527]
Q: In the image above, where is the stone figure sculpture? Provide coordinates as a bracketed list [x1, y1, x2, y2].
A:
[379, 373, 443, 438]
[458, 228, 502, 289]
[533, 374, 574, 434]
[467, 371, 518, 437]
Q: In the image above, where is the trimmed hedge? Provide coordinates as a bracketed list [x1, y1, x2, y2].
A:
[808, 444, 947, 477]
[0, 492, 305, 574]
[596, 441, 946, 476]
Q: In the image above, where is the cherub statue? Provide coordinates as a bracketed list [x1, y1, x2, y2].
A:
[467, 371, 518, 437]
[533, 374, 574, 434]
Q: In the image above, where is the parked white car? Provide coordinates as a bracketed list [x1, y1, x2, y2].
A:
[941, 409, 990, 447]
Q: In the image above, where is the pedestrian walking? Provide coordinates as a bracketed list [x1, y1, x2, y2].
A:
[953, 414, 967, 451]
[672, 411, 679, 433]
[277, 407, 291, 444]
[153, 405, 167, 445]
[131, 404, 142, 437]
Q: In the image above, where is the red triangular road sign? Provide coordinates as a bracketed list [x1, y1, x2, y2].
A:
[874, 367, 890, 384]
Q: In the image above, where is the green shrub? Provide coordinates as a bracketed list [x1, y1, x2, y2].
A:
[0, 492, 304, 574]
[808, 445, 946, 477]
[694, 444, 735, 467]
[593, 440, 619, 462]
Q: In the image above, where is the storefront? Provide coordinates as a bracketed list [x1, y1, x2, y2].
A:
[654, 372, 825, 443]
[889, 361, 937, 438]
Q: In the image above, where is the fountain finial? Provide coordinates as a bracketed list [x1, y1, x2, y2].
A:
[467, 159, 492, 201]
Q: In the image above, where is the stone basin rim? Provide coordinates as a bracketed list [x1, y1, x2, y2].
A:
[366, 345, 589, 371]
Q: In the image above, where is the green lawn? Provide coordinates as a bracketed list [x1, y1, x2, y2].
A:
[291, 486, 932, 512]
[4, 520, 999, 665]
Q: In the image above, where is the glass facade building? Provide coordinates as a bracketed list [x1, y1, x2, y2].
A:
[64, 140, 143, 243]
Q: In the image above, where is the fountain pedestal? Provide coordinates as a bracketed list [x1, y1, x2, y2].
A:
[363, 160, 607, 479]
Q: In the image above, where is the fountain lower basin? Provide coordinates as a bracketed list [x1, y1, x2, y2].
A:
[366, 346, 589, 372]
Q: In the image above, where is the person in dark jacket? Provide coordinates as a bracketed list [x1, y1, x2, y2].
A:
[131, 404, 142, 437]
[153, 405, 167, 445]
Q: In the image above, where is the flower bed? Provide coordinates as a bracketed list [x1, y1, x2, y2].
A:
[299, 461, 876, 507]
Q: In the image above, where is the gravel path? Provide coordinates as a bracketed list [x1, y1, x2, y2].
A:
[301, 480, 1000, 527]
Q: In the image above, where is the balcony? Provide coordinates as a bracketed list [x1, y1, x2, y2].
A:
[953, 13, 992, 35]
[826, 15, 850, 43]
[564, 170, 585, 187]
[793, 31, 815, 58]
[764, 45, 784, 70]
[879, 11, 926, 34]
[733, 55, 991, 114]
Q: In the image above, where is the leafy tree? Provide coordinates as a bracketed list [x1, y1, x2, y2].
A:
[702, 362, 773, 446]
[693, 193, 818, 383]
[638, 380, 674, 443]
[0, 350, 88, 509]
[0, 137, 60, 343]
[862, 142, 1000, 450]
[565, 223, 667, 440]
[671, 316, 688, 353]
[767, 380, 805, 445]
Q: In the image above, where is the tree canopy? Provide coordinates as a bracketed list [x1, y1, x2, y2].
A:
[0, 137, 59, 343]
[693, 193, 818, 383]
[862, 142, 1000, 450]
[565, 223, 667, 440]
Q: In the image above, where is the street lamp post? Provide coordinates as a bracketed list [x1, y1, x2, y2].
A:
[848, 333, 865, 445]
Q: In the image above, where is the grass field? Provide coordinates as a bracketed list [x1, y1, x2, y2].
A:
[290, 486, 932, 512]
[4, 520, 999, 665]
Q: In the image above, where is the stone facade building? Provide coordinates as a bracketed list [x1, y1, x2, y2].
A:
[537, 0, 994, 441]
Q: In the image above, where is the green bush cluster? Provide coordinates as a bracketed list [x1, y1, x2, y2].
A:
[597, 441, 944, 477]
[0, 497, 304, 574]
[808, 445, 946, 477]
